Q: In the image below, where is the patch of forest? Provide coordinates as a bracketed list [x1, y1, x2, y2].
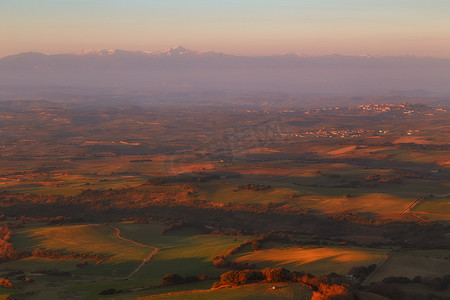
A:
[0, 189, 448, 250]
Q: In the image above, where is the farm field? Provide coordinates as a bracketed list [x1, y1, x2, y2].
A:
[233, 246, 387, 275]
[112, 223, 252, 283]
[12, 224, 152, 278]
[411, 196, 450, 221]
[136, 283, 313, 300]
[197, 180, 419, 214]
[0, 221, 252, 299]
[368, 250, 450, 283]
[0, 101, 448, 299]
[395, 283, 450, 299]
[1, 139, 448, 220]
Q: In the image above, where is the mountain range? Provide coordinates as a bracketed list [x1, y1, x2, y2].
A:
[1, 46, 450, 96]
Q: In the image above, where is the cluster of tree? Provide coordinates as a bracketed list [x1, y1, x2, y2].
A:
[33, 270, 71, 276]
[15, 274, 33, 283]
[213, 240, 257, 270]
[213, 268, 352, 300]
[382, 223, 449, 250]
[110, 171, 142, 175]
[15, 215, 79, 225]
[365, 174, 401, 184]
[2, 221, 23, 228]
[251, 240, 262, 251]
[209, 229, 249, 236]
[31, 248, 109, 261]
[162, 273, 212, 285]
[213, 233, 322, 269]
[223, 240, 251, 257]
[295, 181, 366, 189]
[129, 159, 152, 163]
[116, 217, 156, 224]
[331, 210, 395, 226]
[347, 264, 376, 281]
[0, 227, 12, 242]
[98, 288, 124, 295]
[398, 143, 450, 151]
[213, 269, 264, 287]
[383, 275, 450, 291]
[148, 172, 221, 185]
[0, 188, 449, 250]
[251, 231, 296, 251]
[160, 221, 207, 235]
[235, 184, 271, 192]
[259, 232, 294, 244]
[212, 255, 256, 270]
[299, 239, 328, 246]
[1, 270, 32, 284]
[315, 171, 341, 179]
[183, 184, 199, 196]
[0, 186, 310, 219]
[0, 226, 24, 262]
[0, 278, 13, 288]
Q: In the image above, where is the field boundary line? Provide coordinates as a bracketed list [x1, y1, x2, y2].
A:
[110, 225, 160, 279]
[362, 251, 393, 286]
[402, 199, 421, 213]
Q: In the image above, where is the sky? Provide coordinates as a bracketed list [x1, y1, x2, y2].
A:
[1, 0, 450, 58]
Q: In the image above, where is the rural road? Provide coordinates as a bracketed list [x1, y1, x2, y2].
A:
[361, 252, 393, 286]
[110, 225, 160, 279]
[402, 199, 421, 213]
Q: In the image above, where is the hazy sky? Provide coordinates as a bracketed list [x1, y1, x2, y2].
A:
[2, 0, 450, 58]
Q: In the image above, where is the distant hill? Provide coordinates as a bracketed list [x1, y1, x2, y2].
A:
[1, 46, 450, 96]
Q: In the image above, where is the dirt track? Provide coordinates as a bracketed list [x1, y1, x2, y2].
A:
[111, 225, 160, 279]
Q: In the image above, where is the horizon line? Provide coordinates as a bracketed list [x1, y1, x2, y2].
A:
[2, 46, 450, 60]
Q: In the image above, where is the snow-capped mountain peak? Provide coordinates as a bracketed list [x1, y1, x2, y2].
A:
[74, 49, 120, 56]
[160, 46, 193, 56]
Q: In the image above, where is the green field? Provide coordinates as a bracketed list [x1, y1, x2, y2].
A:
[232, 246, 387, 275]
[412, 196, 450, 221]
[136, 283, 312, 300]
[2, 148, 447, 218]
[196, 179, 417, 214]
[14, 224, 149, 259]
[112, 223, 251, 282]
[3, 172, 149, 196]
[397, 283, 450, 299]
[368, 250, 450, 283]
[3, 222, 252, 299]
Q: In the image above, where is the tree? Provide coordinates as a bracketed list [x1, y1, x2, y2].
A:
[252, 241, 261, 251]
[219, 271, 249, 286]
[162, 273, 183, 285]
[263, 267, 288, 282]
